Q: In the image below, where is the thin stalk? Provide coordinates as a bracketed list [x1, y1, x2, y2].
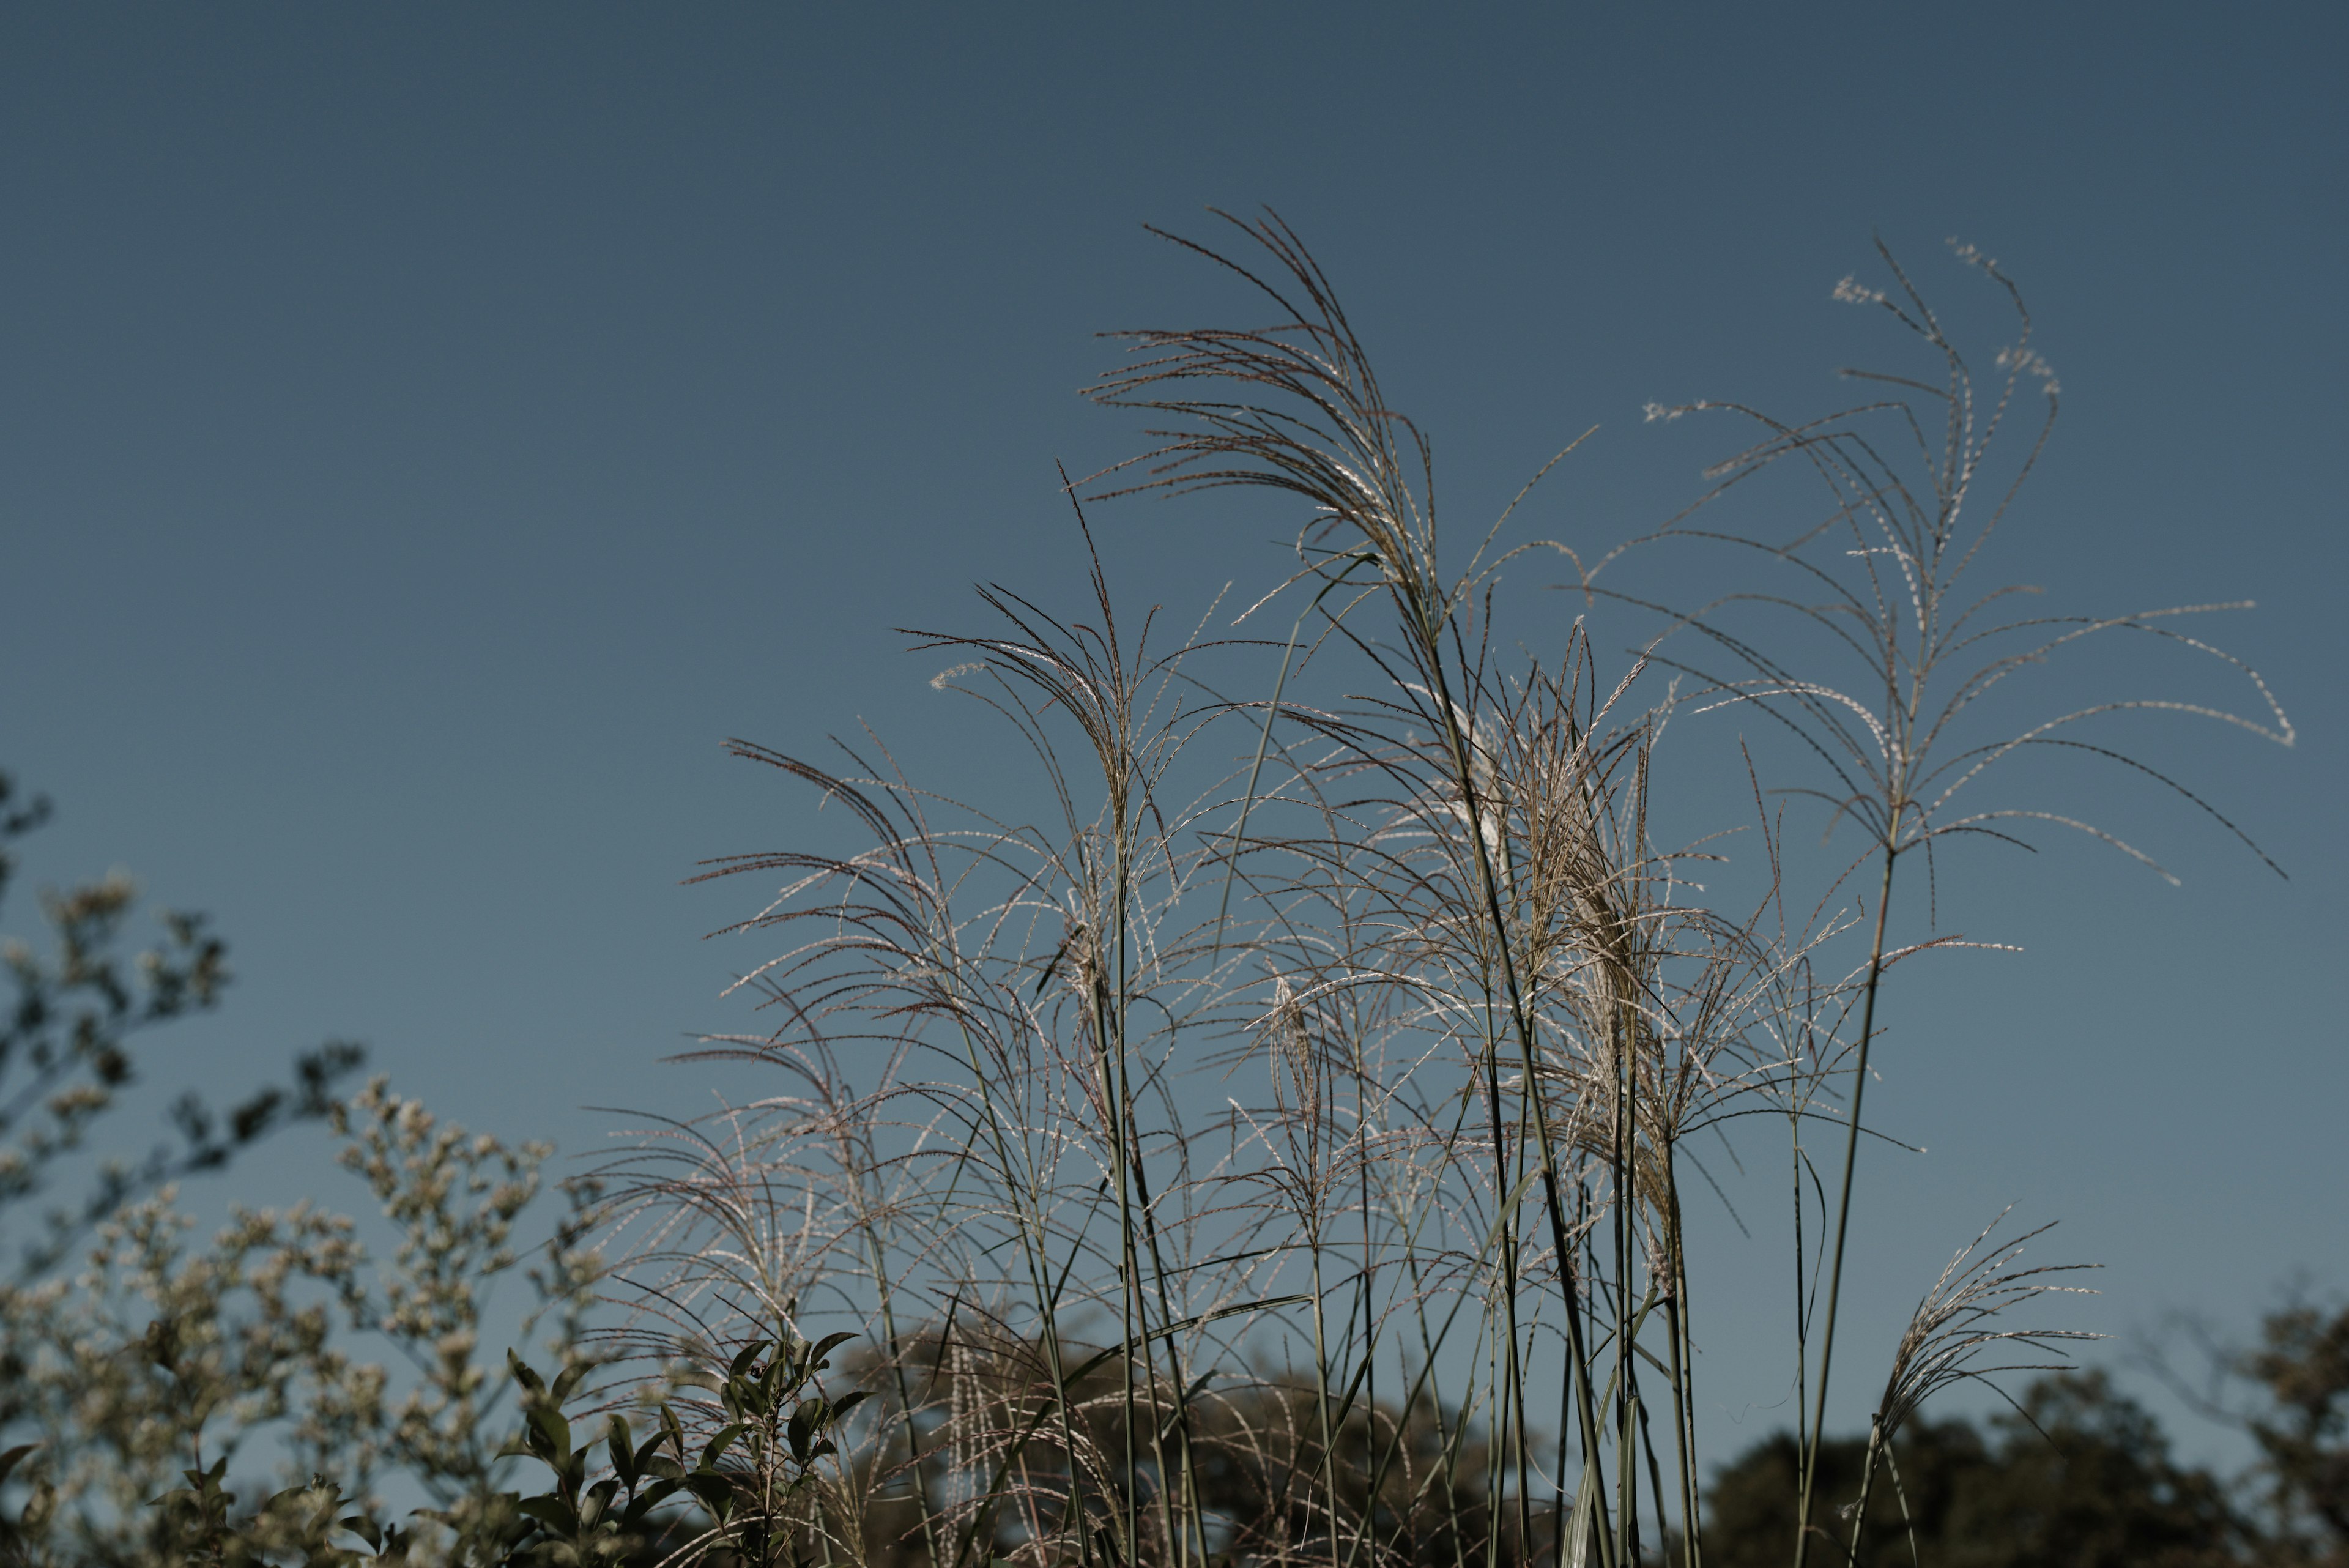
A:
[1666, 1293, 1696, 1568]
[1344, 1078, 1491, 1568]
[1420, 640, 1613, 1568]
[1087, 917, 1144, 1568]
[1661, 1177, 1699, 1568]
[1124, 1082, 1208, 1567]
[1789, 1088, 1809, 1485]
[1638, 1387, 1672, 1568]
[1475, 990, 1527, 1568]
[1612, 999, 1636, 1568]
[1108, 830, 1208, 1568]
[1841, 1418, 1886, 1568]
[1675, 1214, 1705, 1568]
[935, 985, 1100, 1568]
[1557, 1329, 1577, 1568]
[862, 1211, 946, 1568]
[1309, 1203, 1341, 1568]
[1882, 1441, 1922, 1568]
[1791, 846, 1899, 1568]
[1507, 1011, 1540, 1568]
[1485, 1276, 1507, 1568]
[1357, 1001, 1382, 1568]
[1099, 798, 1200, 1568]
[1559, 1197, 1616, 1564]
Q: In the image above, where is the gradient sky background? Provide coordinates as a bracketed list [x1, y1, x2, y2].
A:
[4, 4, 2342, 1476]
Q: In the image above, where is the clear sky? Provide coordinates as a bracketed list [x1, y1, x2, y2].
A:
[3, 4, 2341, 1472]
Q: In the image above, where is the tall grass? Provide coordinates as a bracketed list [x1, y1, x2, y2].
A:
[595, 215, 2289, 1568]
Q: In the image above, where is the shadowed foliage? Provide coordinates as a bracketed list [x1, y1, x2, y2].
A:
[1706, 1373, 2246, 1567]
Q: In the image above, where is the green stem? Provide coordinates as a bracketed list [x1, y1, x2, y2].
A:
[1663, 1178, 1701, 1568]
[1614, 1002, 1636, 1568]
[1792, 846, 1899, 1568]
[1842, 1418, 1885, 1568]
[1310, 1213, 1342, 1568]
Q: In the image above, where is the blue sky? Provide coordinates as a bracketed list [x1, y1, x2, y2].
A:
[3, 4, 2342, 1470]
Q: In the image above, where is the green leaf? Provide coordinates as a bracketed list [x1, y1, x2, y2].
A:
[752, 1358, 788, 1416]
[508, 1349, 547, 1398]
[0, 1445, 34, 1488]
[529, 1403, 574, 1469]
[700, 1422, 747, 1470]
[787, 1405, 814, 1462]
[621, 1478, 682, 1524]
[606, 1414, 635, 1487]
[685, 1472, 735, 1523]
[516, 1495, 579, 1534]
[810, 1331, 857, 1370]
[659, 1405, 688, 1458]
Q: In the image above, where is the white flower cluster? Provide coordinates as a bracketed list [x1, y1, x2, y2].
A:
[1997, 343, 2062, 398]
[929, 660, 989, 690]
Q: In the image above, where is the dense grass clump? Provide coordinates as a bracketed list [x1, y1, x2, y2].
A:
[582, 214, 2288, 1568]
